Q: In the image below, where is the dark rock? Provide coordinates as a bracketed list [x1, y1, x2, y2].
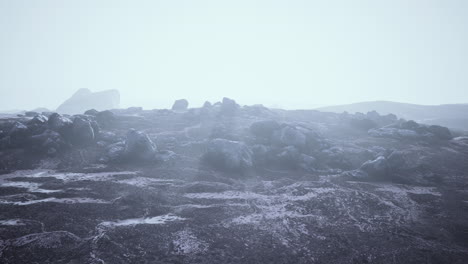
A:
[172, 99, 189, 111]
[30, 129, 65, 155]
[25, 111, 39, 117]
[97, 131, 120, 143]
[220, 97, 239, 114]
[250, 120, 280, 142]
[7, 122, 29, 148]
[84, 109, 99, 116]
[28, 114, 48, 126]
[272, 125, 307, 149]
[125, 107, 143, 114]
[202, 101, 212, 108]
[9, 122, 28, 137]
[203, 138, 253, 172]
[96, 110, 116, 127]
[350, 118, 377, 131]
[47, 113, 73, 135]
[427, 125, 452, 140]
[71, 116, 95, 146]
[124, 129, 157, 161]
[103, 141, 125, 162]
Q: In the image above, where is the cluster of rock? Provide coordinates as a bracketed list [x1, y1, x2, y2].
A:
[369, 120, 452, 141]
[0, 96, 460, 185]
[0, 109, 165, 170]
[0, 113, 100, 156]
[202, 119, 329, 173]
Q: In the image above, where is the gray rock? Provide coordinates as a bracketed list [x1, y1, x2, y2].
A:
[30, 129, 65, 155]
[124, 129, 157, 161]
[203, 138, 253, 172]
[104, 141, 126, 162]
[84, 109, 99, 116]
[172, 99, 189, 111]
[96, 110, 116, 127]
[272, 125, 307, 149]
[28, 114, 48, 126]
[220, 97, 239, 114]
[72, 116, 95, 146]
[25, 111, 39, 117]
[47, 113, 72, 134]
[427, 125, 452, 140]
[202, 101, 212, 108]
[360, 156, 388, 177]
[250, 120, 280, 142]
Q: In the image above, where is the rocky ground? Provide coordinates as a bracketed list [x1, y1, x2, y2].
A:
[1, 98, 468, 263]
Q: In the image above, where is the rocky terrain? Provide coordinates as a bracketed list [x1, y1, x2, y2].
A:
[0, 98, 468, 263]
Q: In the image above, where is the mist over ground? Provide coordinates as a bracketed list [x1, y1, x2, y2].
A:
[1, 0, 468, 111]
[1, 1, 468, 264]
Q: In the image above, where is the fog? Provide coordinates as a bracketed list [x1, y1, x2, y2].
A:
[1, 0, 467, 111]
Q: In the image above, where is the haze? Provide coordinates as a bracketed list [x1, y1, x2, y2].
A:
[1, 0, 467, 111]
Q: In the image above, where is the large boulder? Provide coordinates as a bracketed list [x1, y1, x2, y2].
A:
[71, 116, 96, 146]
[47, 113, 73, 135]
[171, 99, 189, 111]
[56, 88, 120, 115]
[203, 138, 253, 172]
[7, 122, 30, 148]
[250, 120, 280, 142]
[124, 129, 157, 161]
[349, 118, 377, 131]
[272, 125, 307, 149]
[220, 97, 239, 114]
[27, 114, 48, 134]
[95, 110, 116, 128]
[427, 125, 452, 140]
[30, 129, 65, 155]
[84, 109, 99, 116]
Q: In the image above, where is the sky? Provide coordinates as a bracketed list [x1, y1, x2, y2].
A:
[0, 0, 467, 111]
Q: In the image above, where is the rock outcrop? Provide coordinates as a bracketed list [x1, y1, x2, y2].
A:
[203, 138, 253, 172]
[56, 88, 120, 115]
[171, 99, 189, 111]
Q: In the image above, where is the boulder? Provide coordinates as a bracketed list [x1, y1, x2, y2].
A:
[25, 111, 39, 117]
[274, 146, 316, 170]
[56, 88, 120, 115]
[47, 113, 73, 135]
[349, 118, 377, 131]
[368, 127, 420, 140]
[84, 109, 99, 116]
[272, 125, 307, 149]
[171, 99, 189, 111]
[30, 129, 65, 155]
[124, 129, 157, 161]
[220, 97, 239, 114]
[28, 114, 48, 126]
[71, 116, 95, 146]
[203, 138, 253, 172]
[8, 122, 29, 148]
[250, 120, 280, 142]
[427, 125, 452, 140]
[104, 142, 126, 162]
[202, 101, 212, 108]
[96, 110, 116, 127]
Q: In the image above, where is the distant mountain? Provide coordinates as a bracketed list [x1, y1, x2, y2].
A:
[317, 101, 468, 131]
[56, 88, 120, 115]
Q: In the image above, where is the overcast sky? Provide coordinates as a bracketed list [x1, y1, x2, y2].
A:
[0, 0, 467, 110]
